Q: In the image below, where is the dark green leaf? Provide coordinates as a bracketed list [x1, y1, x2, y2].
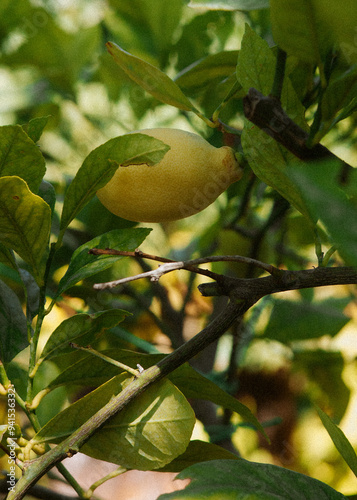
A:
[287, 159, 357, 266]
[38, 310, 130, 363]
[238, 25, 313, 223]
[188, 0, 269, 10]
[157, 440, 239, 473]
[316, 406, 357, 478]
[158, 459, 346, 499]
[59, 133, 170, 233]
[55, 227, 151, 298]
[0, 279, 28, 363]
[38, 180, 56, 216]
[294, 350, 350, 422]
[106, 42, 199, 113]
[19, 269, 40, 321]
[0, 176, 51, 285]
[0, 244, 17, 271]
[22, 116, 50, 143]
[175, 51, 239, 93]
[270, 0, 333, 64]
[34, 375, 196, 470]
[0, 125, 46, 193]
[263, 298, 350, 343]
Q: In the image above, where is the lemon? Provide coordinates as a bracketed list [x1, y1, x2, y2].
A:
[96, 128, 243, 222]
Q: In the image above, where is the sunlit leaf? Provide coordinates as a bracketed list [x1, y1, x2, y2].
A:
[60, 133, 170, 233]
[0, 176, 51, 284]
[0, 279, 28, 363]
[158, 459, 346, 499]
[55, 227, 151, 298]
[47, 349, 266, 438]
[316, 406, 357, 478]
[39, 310, 130, 363]
[0, 125, 46, 193]
[106, 42, 199, 113]
[34, 375, 196, 470]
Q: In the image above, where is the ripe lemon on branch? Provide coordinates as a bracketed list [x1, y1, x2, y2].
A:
[96, 128, 243, 222]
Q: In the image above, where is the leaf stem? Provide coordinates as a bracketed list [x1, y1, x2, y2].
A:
[69, 344, 140, 377]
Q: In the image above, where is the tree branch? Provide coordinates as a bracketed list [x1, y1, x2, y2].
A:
[242, 88, 352, 176]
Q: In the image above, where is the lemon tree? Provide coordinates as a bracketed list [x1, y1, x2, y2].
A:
[1, 2, 357, 500]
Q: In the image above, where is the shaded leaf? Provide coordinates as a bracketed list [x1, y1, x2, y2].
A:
[241, 127, 315, 224]
[316, 406, 357, 478]
[263, 298, 350, 343]
[19, 269, 40, 322]
[22, 116, 50, 143]
[106, 42, 199, 113]
[158, 440, 239, 473]
[0, 279, 29, 363]
[270, 0, 332, 64]
[0, 176, 51, 284]
[158, 459, 346, 499]
[188, 0, 269, 10]
[287, 159, 357, 266]
[55, 227, 151, 298]
[294, 350, 350, 422]
[60, 133, 170, 233]
[238, 26, 312, 223]
[39, 310, 130, 363]
[175, 51, 239, 93]
[34, 375, 196, 470]
[0, 125, 46, 193]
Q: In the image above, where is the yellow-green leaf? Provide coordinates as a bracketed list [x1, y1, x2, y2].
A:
[0, 176, 51, 284]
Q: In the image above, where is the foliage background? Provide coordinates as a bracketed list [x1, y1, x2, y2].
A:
[0, 0, 357, 498]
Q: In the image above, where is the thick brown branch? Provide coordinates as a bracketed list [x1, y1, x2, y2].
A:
[199, 266, 357, 298]
[243, 88, 352, 177]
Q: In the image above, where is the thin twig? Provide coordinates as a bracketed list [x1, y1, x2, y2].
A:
[90, 249, 279, 290]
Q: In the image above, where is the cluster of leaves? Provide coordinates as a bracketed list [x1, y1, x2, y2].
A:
[0, 0, 357, 499]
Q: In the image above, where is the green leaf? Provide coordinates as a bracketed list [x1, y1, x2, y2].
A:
[55, 227, 151, 298]
[106, 42, 199, 114]
[0, 243, 17, 271]
[270, 0, 332, 64]
[22, 116, 50, 143]
[316, 406, 357, 478]
[6, 15, 101, 90]
[295, 350, 350, 422]
[287, 159, 357, 266]
[0, 279, 29, 363]
[47, 349, 266, 439]
[0, 125, 46, 193]
[0, 176, 51, 285]
[237, 26, 313, 223]
[317, 66, 357, 141]
[158, 459, 346, 499]
[237, 24, 307, 127]
[59, 133, 170, 233]
[175, 51, 239, 93]
[39, 310, 130, 363]
[34, 375, 196, 470]
[241, 127, 315, 224]
[157, 440, 239, 473]
[188, 0, 269, 10]
[263, 298, 350, 344]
